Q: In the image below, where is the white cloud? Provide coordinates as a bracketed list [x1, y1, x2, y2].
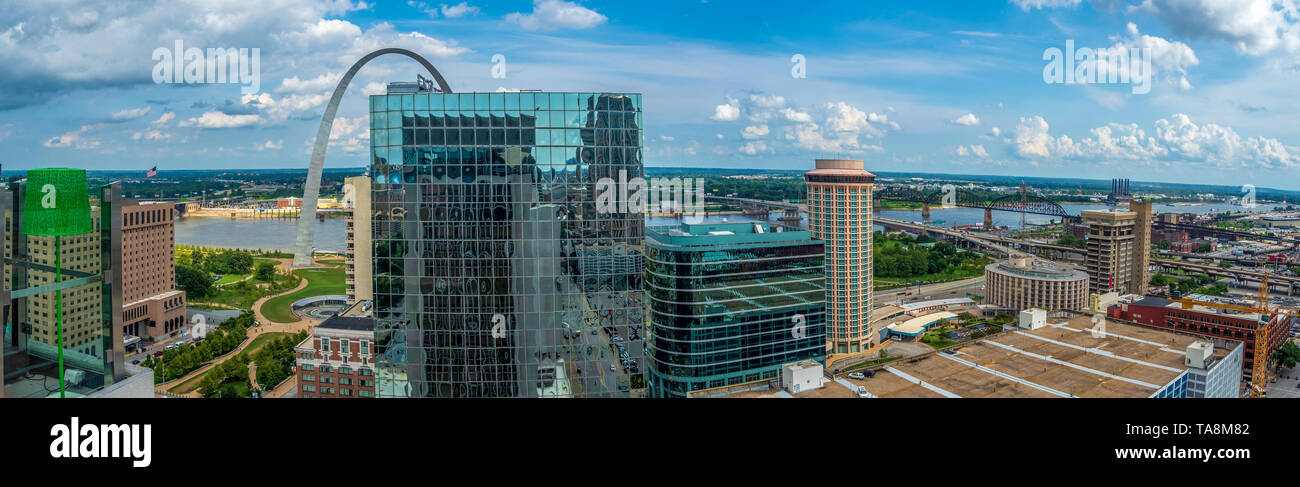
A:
[710, 98, 740, 121]
[1138, 0, 1300, 55]
[505, 0, 607, 31]
[258, 139, 283, 150]
[739, 140, 771, 155]
[132, 129, 171, 142]
[151, 112, 176, 126]
[741, 124, 770, 139]
[275, 72, 342, 94]
[951, 113, 980, 126]
[1089, 23, 1199, 90]
[328, 116, 370, 153]
[956, 144, 990, 157]
[108, 106, 152, 122]
[179, 112, 263, 129]
[714, 133, 724, 140]
[44, 124, 102, 149]
[658, 135, 675, 141]
[1009, 0, 1082, 10]
[1012, 113, 1296, 168]
[441, 2, 480, 17]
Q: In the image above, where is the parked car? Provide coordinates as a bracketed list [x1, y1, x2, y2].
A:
[848, 372, 865, 380]
[131, 359, 141, 365]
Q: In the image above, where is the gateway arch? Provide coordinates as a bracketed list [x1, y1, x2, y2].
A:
[292, 48, 452, 267]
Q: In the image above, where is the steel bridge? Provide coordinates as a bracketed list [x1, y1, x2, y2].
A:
[874, 185, 1077, 223]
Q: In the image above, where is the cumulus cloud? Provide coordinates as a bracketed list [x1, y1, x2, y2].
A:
[132, 129, 171, 142]
[951, 113, 980, 126]
[327, 116, 370, 153]
[179, 112, 263, 129]
[956, 144, 990, 157]
[108, 106, 152, 123]
[505, 0, 607, 31]
[44, 124, 102, 149]
[1009, 0, 1082, 10]
[0, 1, 465, 111]
[710, 98, 740, 121]
[1012, 113, 1297, 168]
[441, 2, 480, 17]
[711, 94, 899, 154]
[741, 124, 770, 139]
[258, 139, 283, 150]
[151, 112, 176, 126]
[1136, 0, 1300, 55]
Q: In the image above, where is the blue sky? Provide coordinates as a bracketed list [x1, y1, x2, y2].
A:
[1, 0, 1298, 188]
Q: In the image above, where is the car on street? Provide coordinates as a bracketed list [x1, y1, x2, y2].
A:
[848, 372, 865, 379]
[609, 365, 616, 372]
[131, 359, 141, 365]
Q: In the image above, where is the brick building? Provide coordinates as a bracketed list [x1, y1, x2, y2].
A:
[1109, 295, 1287, 384]
[294, 315, 375, 398]
[119, 201, 186, 340]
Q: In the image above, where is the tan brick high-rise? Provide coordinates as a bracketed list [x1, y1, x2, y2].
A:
[1128, 200, 1152, 295]
[119, 201, 186, 340]
[804, 159, 874, 354]
[344, 176, 372, 305]
[1081, 209, 1136, 295]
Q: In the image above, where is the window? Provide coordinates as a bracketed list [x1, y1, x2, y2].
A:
[361, 340, 370, 354]
[320, 337, 330, 352]
[302, 374, 316, 382]
[341, 339, 350, 354]
[300, 363, 315, 371]
[303, 385, 316, 392]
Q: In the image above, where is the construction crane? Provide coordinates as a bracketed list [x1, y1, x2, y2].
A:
[1174, 270, 1291, 398]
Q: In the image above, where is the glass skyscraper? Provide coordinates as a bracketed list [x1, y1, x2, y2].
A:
[645, 222, 827, 398]
[369, 86, 646, 397]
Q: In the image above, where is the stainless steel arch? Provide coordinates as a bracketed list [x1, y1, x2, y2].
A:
[292, 48, 452, 267]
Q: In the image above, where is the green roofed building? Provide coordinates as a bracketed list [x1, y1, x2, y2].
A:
[645, 221, 826, 398]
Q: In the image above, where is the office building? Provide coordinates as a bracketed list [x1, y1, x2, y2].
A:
[369, 87, 646, 397]
[343, 176, 372, 305]
[118, 201, 186, 342]
[804, 159, 874, 355]
[295, 314, 376, 398]
[1128, 200, 1153, 294]
[1184, 340, 1244, 398]
[983, 256, 1089, 311]
[2, 179, 142, 397]
[1081, 209, 1136, 295]
[5, 208, 103, 356]
[645, 221, 826, 398]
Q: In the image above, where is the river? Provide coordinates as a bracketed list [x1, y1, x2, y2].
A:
[176, 202, 1270, 251]
[174, 217, 348, 252]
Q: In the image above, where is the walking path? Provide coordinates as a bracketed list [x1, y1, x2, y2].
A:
[153, 256, 330, 398]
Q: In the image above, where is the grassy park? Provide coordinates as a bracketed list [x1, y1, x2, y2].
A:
[261, 266, 348, 323]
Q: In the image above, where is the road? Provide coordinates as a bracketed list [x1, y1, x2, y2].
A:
[1265, 363, 1300, 399]
[875, 276, 986, 307]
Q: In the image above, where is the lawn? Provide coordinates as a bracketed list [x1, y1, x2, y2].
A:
[215, 273, 250, 285]
[261, 267, 347, 323]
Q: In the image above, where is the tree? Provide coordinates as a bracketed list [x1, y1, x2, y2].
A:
[255, 261, 276, 281]
[1275, 341, 1300, 369]
[957, 312, 977, 323]
[176, 264, 212, 298]
[1157, 239, 1172, 250]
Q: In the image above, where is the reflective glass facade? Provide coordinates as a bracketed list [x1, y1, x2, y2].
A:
[370, 90, 646, 397]
[645, 222, 826, 398]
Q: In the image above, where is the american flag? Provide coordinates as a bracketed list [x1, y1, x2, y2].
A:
[146, 166, 158, 178]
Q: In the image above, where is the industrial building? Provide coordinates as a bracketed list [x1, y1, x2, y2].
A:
[983, 256, 1089, 312]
